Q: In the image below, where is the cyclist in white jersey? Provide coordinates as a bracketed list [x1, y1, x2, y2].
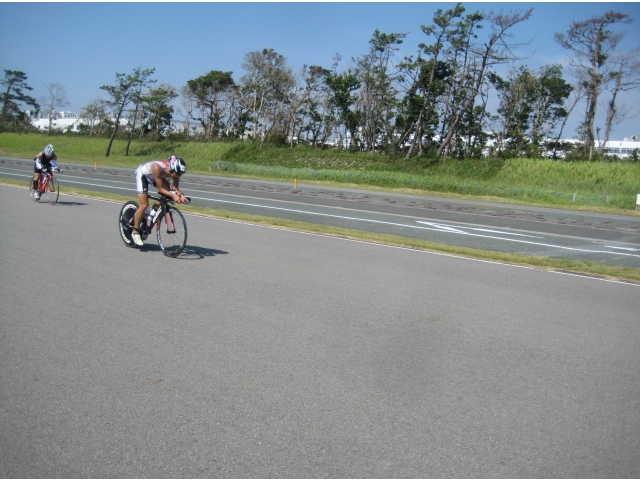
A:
[132, 156, 188, 246]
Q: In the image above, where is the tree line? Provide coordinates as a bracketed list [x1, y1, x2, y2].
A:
[2, 4, 638, 160]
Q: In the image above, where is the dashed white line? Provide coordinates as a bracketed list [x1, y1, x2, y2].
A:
[2, 168, 639, 259]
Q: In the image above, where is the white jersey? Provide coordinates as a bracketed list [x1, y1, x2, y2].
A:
[135, 160, 170, 193]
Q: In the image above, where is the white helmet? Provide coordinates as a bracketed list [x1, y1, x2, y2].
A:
[169, 155, 187, 175]
[44, 144, 54, 157]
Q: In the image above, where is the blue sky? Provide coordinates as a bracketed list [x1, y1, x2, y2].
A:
[1, 2, 639, 139]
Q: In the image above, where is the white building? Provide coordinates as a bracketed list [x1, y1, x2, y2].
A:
[31, 117, 82, 132]
[28, 110, 127, 132]
[596, 136, 640, 158]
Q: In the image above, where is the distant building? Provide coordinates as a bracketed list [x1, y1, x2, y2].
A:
[58, 111, 79, 119]
[28, 110, 126, 132]
[596, 137, 640, 158]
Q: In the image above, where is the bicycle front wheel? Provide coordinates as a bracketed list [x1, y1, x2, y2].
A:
[46, 176, 59, 205]
[157, 207, 187, 257]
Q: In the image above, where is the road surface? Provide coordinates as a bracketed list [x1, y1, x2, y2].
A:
[1, 157, 639, 268]
[1, 184, 639, 477]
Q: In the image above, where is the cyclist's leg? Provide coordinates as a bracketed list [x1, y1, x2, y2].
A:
[134, 193, 149, 228]
[32, 158, 42, 192]
[132, 173, 149, 246]
[133, 173, 149, 230]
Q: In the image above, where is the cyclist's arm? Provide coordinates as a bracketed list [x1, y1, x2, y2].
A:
[151, 163, 183, 202]
[170, 175, 188, 203]
[36, 152, 58, 170]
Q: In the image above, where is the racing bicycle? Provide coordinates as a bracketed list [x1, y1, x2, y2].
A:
[30, 168, 63, 205]
[119, 193, 190, 257]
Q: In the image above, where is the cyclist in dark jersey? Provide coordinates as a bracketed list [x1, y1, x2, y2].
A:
[32, 144, 59, 199]
[132, 155, 188, 246]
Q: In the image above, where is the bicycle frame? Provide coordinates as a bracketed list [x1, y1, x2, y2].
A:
[38, 171, 52, 192]
[119, 193, 190, 256]
[145, 194, 190, 234]
[31, 169, 59, 204]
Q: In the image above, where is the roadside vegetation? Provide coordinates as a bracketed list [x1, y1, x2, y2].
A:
[1, 133, 639, 212]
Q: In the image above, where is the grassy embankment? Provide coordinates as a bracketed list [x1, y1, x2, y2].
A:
[1, 133, 639, 283]
[1, 132, 639, 212]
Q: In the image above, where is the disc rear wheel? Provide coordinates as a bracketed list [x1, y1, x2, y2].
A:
[119, 201, 139, 248]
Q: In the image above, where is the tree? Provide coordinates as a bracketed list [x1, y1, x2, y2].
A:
[223, 84, 251, 140]
[240, 49, 295, 147]
[290, 65, 332, 147]
[100, 67, 154, 157]
[325, 69, 360, 149]
[187, 70, 235, 139]
[555, 11, 632, 159]
[454, 82, 492, 158]
[124, 67, 156, 155]
[435, 7, 533, 158]
[399, 4, 466, 158]
[397, 57, 452, 157]
[80, 98, 109, 136]
[550, 82, 586, 159]
[356, 30, 406, 155]
[530, 65, 573, 147]
[489, 64, 571, 157]
[598, 47, 640, 155]
[142, 85, 178, 140]
[285, 64, 329, 148]
[40, 82, 69, 133]
[0, 70, 38, 130]
[396, 4, 532, 160]
[178, 85, 198, 139]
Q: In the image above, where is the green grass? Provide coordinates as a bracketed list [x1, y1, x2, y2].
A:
[2, 132, 639, 211]
[2, 176, 638, 284]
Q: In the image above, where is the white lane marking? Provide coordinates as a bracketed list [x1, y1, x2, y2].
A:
[605, 246, 639, 251]
[462, 227, 544, 238]
[414, 221, 640, 256]
[2, 181, 637, 287]
[3, 169, 639, 258]
[416, 221, 543, 238]
[187, 196, 640, 259]
[415, 221, 467, 234]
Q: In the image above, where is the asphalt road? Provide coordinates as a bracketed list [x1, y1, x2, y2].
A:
[1, 157, 639, 268]
[1, 184, 639, 478]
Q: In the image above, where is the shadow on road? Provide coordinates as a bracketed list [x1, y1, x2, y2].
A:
[54, 201, 88, 206]
[178, 245, 229, 260]
[129, 244, 227, 259]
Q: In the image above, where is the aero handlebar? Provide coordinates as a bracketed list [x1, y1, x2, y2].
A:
[148, 193, 191, 204]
